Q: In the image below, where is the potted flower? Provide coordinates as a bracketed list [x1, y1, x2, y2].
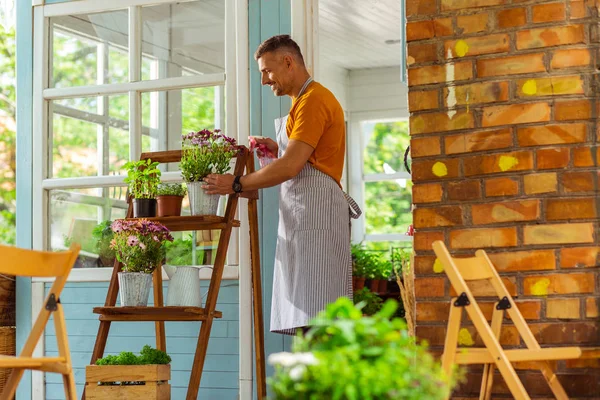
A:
[92, 220, 116, 267]
[110, 219, 173, 306]
[123, 159, 161, 218]
[156, 183, 187, 217]
[180, 129, 237, 216]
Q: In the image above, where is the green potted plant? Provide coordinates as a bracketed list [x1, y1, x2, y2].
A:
[268, 298, 458, 399]
[86, 345, 171, 398]
[92, 220, 116, 267]
[156, 182, 187, 217]
[351, 244, 367, 290]
[180, 129, 237, 215]
[353, 287, 383, 316]
[123, 159, 161, 218]
[110, 219, 173, 306]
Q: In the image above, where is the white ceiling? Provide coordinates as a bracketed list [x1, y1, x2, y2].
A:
[319, 0, 403, 70]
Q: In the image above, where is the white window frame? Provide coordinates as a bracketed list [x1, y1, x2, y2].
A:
[31, 1, 252, 399]
[347, 112, 413, 245]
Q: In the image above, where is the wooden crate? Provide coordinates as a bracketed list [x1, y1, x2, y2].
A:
[85, 364, 170, 400]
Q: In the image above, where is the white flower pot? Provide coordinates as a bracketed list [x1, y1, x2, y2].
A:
[164, 266, 203, 307]
[187, 181, 220, 216]
[118, 272, 152, 307]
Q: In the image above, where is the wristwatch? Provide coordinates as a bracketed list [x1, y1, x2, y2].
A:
[232, 175, 243, 193]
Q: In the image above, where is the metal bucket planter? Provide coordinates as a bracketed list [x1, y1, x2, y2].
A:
[164, 266, 203, 307]
[118, 272, 152, 306]
[187, 181, 220, 216]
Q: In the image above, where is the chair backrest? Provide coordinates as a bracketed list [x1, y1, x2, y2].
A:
[0, 244, 80, 278]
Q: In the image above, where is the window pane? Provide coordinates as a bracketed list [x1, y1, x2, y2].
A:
[166, 230, 221, 266]
[364, 180, 412, 235]
[141, 1, 225, 79]
[50, 10, 129, 88]
[362, 121, 410, 175]
[49, 187, 128, 268]
[51, 98, 130, 178]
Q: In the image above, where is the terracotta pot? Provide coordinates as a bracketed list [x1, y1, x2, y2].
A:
[157, 195, 183, 217]
[369, 279, 380, 292]
[378, 279, 388, 293]
[133, 198, 156, 218]
[353, 277, 365, 290]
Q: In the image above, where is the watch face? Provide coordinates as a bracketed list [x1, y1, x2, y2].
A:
[233, 182, 242, 193]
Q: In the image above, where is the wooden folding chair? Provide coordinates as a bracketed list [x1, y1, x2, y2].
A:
[0, 243, 80, 400]
[432, 240, 598, 400]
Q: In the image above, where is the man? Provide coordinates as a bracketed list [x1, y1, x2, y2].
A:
[203, 35, 360, 335]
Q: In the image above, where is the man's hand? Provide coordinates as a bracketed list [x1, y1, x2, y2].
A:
[203, 173, 235, 195]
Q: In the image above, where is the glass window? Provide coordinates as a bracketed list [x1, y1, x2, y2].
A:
[50, 10, 129, 88]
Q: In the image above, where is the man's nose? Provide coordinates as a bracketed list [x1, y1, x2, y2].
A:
[261, 75, 268, 85]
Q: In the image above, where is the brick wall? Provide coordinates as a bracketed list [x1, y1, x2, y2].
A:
[407, 0, 600, 398]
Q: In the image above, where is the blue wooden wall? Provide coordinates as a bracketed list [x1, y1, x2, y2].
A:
[43, 282, 240, 400]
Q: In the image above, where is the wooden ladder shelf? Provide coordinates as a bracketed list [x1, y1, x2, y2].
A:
[83, 147, 266, 400]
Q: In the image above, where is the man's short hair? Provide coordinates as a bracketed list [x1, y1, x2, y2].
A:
[254, 34, 305, 64]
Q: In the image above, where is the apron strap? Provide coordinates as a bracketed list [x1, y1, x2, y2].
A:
[343, 192, 362, 219]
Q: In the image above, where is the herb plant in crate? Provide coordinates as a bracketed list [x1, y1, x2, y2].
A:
[124, 159, 161, 217]
[156, 183, 187, 217]
[110, 219, 173, 306]
[180, 129, 237, 215]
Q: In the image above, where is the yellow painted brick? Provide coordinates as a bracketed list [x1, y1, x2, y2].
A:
[482, 102, 551, 127]
[524, 172, 557, 194]
[463, 151, 533, 176]
[411, 158, 461, 181]
[444, 81, 509, 106]
[408, 61, 473, 86]
[517, 25, 585, 50]
[523, 223, 594, 245]
[445, 34, 509, 58]
[547, 298, 580, 319]
[523, 273, 595, 295]
[410, 110, 474, 134]
[517, 75, 584, 97]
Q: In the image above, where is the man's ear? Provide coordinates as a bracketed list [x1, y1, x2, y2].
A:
[283, 54, 293, 69]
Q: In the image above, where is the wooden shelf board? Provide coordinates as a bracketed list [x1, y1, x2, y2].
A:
[125, 215, 240, 231]
[93, 306, 222, 321]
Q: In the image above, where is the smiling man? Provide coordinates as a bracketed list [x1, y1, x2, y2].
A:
[203, 34, 360, 335]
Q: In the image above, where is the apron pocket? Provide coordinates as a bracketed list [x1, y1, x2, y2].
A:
[292, 187, 333, 231]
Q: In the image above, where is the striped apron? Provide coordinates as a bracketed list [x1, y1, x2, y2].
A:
[270, 79, 362, 335]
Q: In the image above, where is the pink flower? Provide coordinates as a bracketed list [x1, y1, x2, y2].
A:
[139, 242, 146, 250]
[153, 235, 159, 242]
[127, 235, 139, 246]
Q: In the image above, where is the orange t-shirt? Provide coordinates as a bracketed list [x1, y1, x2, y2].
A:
[286, 81, 345, 185]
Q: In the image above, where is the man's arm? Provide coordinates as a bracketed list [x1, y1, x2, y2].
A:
[203, 139, 314, 194]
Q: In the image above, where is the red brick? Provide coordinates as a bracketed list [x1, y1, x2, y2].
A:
[573, 147, 594, 167]
[433, 18, 453, 37]
[524, 172, 557, 194]
[586, 297, 599, 318]
[517, 75, 584, 97]
[414, 206, 463, 228]
[412, 183, 443, 204]
[570, 0, 589, 19]
[517, 123, 587, 146]
[551, 48, 591, 69]
[546, 197, 596, 220]
[406, 0, 436, 17]
[407, 42, 438, 65]
[464, 151, 533, 176]
[532, 2, 566, 23]
[450, 277, 518, 297]
[472, 200, 539, 225]
[482, 103, 551, 127]
[547, 298, 580, 319]
[477, 53, 545, 77]
[523, 223, 594, 245]
[450, 227, 517, 249]
[445, 34, 509, 59]
[414, 255, 437, 274]
[410, 110, 474, 134]
[411, 136, 441, 157]
[412, 159, 460, 181]
[488, 249, 556, 272]
[485, 177, 519, 197]
[496, 8, 526, 29]
[555, 99, 592, 121]
[414, 277, 446, 298]
[530, 322, 600, 346]
[523, 272, 596, 295]
[414, 231, 444, 251]
[416, 302, 450, 321]
[456, 13, 488, 34]
[560, 247, 600, 268]
[447, 180, 481, 201]
[536, 148, 570, 170]
[445, 128, 512, 155]
[444, 81, 509, 106]
[562, 171, 594, 192]
[406, 20, 434, 41]
[408, 61, 473, 86]
[441, 0, 506, 11]
[517, 25, 585, 50]
[408, 90, 439, 111]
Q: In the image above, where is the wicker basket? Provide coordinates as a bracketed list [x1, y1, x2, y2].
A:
[0, 326, 16, 391]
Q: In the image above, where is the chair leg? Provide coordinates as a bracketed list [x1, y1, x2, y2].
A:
[54, 304, 77, 400]
[63, 372, 77, 400]
[480, 307, 504, 400]
[441, 302, 462, 399]
[539, 362, 568, 400]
